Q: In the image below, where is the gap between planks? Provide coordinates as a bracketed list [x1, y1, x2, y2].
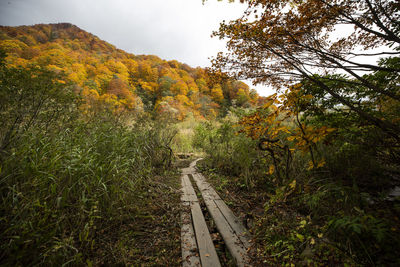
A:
[181, 171, 221, 267]
[190, 162, 252, 267]
[181, 159, 252, 267]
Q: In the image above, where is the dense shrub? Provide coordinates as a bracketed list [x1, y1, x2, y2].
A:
[194, 103, 400, 265]
[193, 115, 267, 189]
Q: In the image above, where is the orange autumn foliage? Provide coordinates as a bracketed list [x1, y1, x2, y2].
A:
[0, 23, 263, 120]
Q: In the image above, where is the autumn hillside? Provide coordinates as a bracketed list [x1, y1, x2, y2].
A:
[0, 23, 260, 120]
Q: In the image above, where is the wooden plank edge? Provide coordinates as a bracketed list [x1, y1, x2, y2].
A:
[181, 201, 201, 266]
[181, 175, 198, 202]
[214, 199, 251, 250]
[191, 201, 221, 267]
[192, 173, 251, 249]
[203, 197, 250, 267]
[191, 173, 221, 200]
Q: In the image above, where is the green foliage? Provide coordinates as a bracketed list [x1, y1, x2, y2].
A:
[0, 54, 76, 154]
[1, 120, 176, 265]
[194, 87, 400, 265]
[199, 1, 400, 265]
[326, 213, 397, 265]
[193, 109, 268, 189]
[253, 208, 349, 266]
[0, 57, 178, 265]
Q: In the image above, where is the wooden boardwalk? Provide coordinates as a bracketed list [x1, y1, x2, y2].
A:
[181, 159, 251, 267]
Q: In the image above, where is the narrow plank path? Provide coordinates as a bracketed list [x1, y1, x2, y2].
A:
[181, 162, 221, 267]
[181, 159, 251, 267]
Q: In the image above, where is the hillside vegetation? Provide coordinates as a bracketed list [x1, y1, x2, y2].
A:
[0, 23, 260, 120]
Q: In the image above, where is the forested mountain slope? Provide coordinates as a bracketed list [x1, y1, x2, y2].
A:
[0, 23, 260, 120]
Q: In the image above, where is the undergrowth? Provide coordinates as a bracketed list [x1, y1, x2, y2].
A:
[193, 107, 400, 266]
[0, 58, 181, 265]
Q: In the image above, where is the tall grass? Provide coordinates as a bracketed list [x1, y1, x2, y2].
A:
[193, 117, 266, 189]
[171, 115, 203, 154]
[0, 115, 178, 265]
[0, 59, 178, 265]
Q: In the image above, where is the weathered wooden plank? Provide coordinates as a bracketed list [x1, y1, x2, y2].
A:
[183, 175, 197, 197]
[181, 171, 220, 267]
[214, 199, 251, 250]
[191, 201, 221, 267]
[189, 161, 251, 266]
[182, 167, 193, 175]
[205, 199, 250, 267]
[181, 158, 200, 175]
[181, 202, 201, 267]
[181, 175, 198, 202]
[192, 172, 248, 240]
[191, 173, 221, 200]
[190, 158, 202, 168]
[192, 173, 246, 241]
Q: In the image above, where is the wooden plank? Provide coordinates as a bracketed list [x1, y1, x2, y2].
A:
[191, 173, 221, 200]
[189, 165, 251, 266]
[181, 171, 220, 267]
[181, 202, 201, 267]
[190, 158, 202, 168]
[182, 167, 193, 175]
[181, 158, 201, 175]
[202, 198, 250, 267]
[181, 175, 198, 202]
[183, 175, 197, 198]
[214, 199, 251, 250]
[191, 201, 221, 267]
[192, 173, 249, 245]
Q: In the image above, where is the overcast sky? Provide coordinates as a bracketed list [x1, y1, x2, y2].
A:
[0, 0, 275, 95]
